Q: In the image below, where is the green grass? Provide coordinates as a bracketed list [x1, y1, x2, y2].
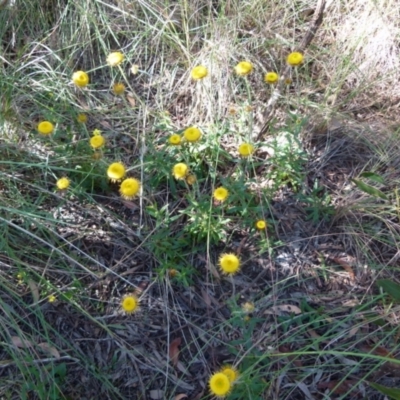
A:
[1, 0, 400, 399]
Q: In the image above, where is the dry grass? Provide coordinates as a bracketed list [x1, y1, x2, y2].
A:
[1, 0, 400, 399]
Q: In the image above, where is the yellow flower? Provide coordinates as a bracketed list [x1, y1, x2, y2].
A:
[191, 65, 208, 80]
[56, 177, 70, 190]
[234, 61, 253, 76]
[219, 253, 241, 275]
[186, 174, 197, 185]
[213, 187, 229, 202]
[255, 220, 267, 230]
[264, 72, 279, 84]
[172, 163, 188, 180]
[90, 135, 105, 149]
[121, 294, 139, 314]
[92, 129, 101, 136]
[183, 126, 201, 142]
[169, 134, 181, 145]
[287, 51, 304, 66]
[130, 64, 139, 74]
[107, 162, 126, 182]
[238, 143, 254, 157]
[72, 71, 89, 87]
[242, 302, 255, 313]
[209, 372, 231, 398]
[220, 366, 239, 383]
[77, 113, 88, 123]
[48, 295, 56, 303]
[37, 121, 54, 135]
[119, 178, 141, 199]
[285, 78, 292, 85]
[107, 51, 124, 66]
[112, 82, 125, 95]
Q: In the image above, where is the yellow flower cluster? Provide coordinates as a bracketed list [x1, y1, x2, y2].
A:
[209, 365, 239, 398]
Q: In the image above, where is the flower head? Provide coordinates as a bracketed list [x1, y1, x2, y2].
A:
[191, 65, 208, 80]
[48, 295, 56, 303]
[107, 51, 124, 66]
[186, 174, 197, 185]
[130, 64, 139, 74]
[72, 71, 89, 87]
[121, 294, 139, 314]
[220, 366, 239, 383]
[77, 113, 88, 123]
[183, 126, 201, 142]
[90, 135, 105, 149]
[56, 177, 70, 190]
[209, 372, 231, 398]
[107, 162, 126, 182]
[169, 134, 181, 145]
[172, 163, 188, 180]
[287, 52, 304, 66]
[255, 220, 267, 230]
[213, 187, 229, 202]
[238, 143, 254, 157]
[93, 129, 101, 136]
[242, 302, 255, 314]
[112, 82, 125, 95]
[264, 72, 279, 84]
[285, 78, 292, 85]
[119, 178, 141, 199]
[219, 253, 241, 275]
[234, 61, 253, 76]
[37, 121, 54, 135]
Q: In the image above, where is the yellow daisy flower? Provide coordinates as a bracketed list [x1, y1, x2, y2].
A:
[172, 163, 188, 180]
[191, 65, 208, 80]
[121, 294, 139, 314]
[112, 82, 125, 95]
[220, 366, 239, 383]
[56, 177, 70, 190]
[37, 121, 54, 135]
[107, 162, 126, 182]
[213, 187, 229, 202]
[219, 253, 241, 275]
[242, 302, 255, 313]
[72, 71, 89, 87]
[238, 143, 254, 157]
[209, 372, 231, 398]
[287, 52, 304, 66]
[264, 72, 279, 84]
[255, 220, 267, 230]
[77, 113, 88, 123]
[169, 134, 181, 145]
[92, 129, 101, 136]
[107, 51, 124, 67]
[90, 135, 105, 149]
[48, 295, 56, 303]
[119, 178, 141, 199]
[183, 126, 201, 142]
[234, 61, 253, 76]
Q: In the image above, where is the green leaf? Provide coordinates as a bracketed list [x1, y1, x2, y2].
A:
[376, 279, 400, 302]
[369, 382, 400, 399]
[360, 172, 385, 184]
[351, 179, 388, 200]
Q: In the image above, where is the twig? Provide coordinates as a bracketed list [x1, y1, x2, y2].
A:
[256, 0, 326, 141]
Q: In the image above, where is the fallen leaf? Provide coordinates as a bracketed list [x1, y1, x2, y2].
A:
[126, 95, 136, 108]
[174, 394, 188, 400]
[38, 343, 60, 358]
[317, 379, 360, 395]
[332, 257, 355, 281]
[201, 288, 211, 307]
[169, 337, 181, 367]
[268, 304, 302, 315]
[149, 389, 164, 399]
[11, 336, 33, 349]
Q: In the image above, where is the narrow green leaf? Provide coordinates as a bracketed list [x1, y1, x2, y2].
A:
[376, 279, 400, 301]
[351, 179, 388, 200]
[369, 382, 400, 399]
[360, 172, 385, 184]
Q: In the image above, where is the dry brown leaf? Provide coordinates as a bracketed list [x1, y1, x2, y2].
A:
[126, 95, 136, 107]
[38, 343, 60, 358]
[169, 337, 181, 367]
[267, 304, 302, 315]
[332, 257, 355, 280]
[11, 336, 33, 349]
[28, 279, 39, 303]
[174, 394, 188, 400]
[201, 288, 211, 307]
[198, 255, 220, 279]
[317, 379, 360, 395]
